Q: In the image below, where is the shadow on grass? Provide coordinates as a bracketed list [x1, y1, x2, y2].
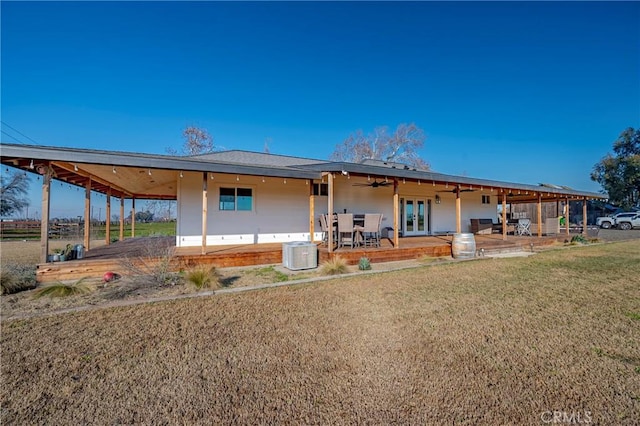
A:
[219, 276, 240, 288]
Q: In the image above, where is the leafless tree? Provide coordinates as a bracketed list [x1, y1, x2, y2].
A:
[0, 170, 30, 217]
[167, 126, 214, 156]
[143, 200, 176, 221]
[330, 123, 429, 169]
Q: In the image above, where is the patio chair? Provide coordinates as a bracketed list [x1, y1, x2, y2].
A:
[319, 214, 337, 246]
[358, 213, 382, 247]
[516, 218, 532, 236]
[337, 213, 356, 248]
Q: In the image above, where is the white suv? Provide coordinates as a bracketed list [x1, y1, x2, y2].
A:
[597, 212, 638, 229]
[615, 213, 640, 230]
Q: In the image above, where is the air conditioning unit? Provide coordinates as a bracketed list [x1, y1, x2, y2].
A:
[282, 242, 318, 270]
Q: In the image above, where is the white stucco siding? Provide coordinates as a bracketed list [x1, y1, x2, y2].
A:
[177, 174, 313, 247]
[430, 191, 499, 233]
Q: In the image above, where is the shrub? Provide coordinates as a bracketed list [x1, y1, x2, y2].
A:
[571, 234, 588, 245]
[186, 266, 220, 289]
[321, 256, 348, 275]
[1, 264, 37, 295]
[119, 237, 181, 285]
[358, 257, 371, 271]
[33, 278, 91, 298]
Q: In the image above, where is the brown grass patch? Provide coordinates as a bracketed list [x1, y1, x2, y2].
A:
[1, 242, 640, 424]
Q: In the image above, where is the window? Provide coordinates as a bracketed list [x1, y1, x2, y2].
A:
[482, 195, 491, 204]
[219, 187, 253, 211]
[313, 183, 328, 196]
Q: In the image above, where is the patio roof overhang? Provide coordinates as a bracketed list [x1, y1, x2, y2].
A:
[311, 162, 606, 203]
[1, 143, 322, 200]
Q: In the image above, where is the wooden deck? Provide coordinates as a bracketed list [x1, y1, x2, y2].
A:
[36, 234, 564, 283]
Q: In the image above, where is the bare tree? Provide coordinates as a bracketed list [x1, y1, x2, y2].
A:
[143, 200, 176, 221]
[330, 123, 429, 169]
[167, 126, 214, 156]
[0, 170, 30, 217]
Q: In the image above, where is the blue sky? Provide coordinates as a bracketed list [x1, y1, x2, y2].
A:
[2, 1, 639, 218]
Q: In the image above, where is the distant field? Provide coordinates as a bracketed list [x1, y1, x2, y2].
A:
[0, 221, 175, 241]
[2, 241, 639, 424]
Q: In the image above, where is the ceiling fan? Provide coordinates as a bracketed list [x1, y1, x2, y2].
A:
[353, 179, 392, 188]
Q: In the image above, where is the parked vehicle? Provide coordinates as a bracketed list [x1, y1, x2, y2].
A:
[615, 214, 640, 230]
[596, 212, 639, 229]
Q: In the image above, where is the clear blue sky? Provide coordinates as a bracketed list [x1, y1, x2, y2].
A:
[2, 1, 639, 218]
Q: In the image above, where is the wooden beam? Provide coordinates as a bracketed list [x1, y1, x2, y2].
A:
[582, 197, 588, 236]
[537, 192, 543, 237]
[119, 197, 125, 241]
[84, 177, 91, 251]
[502, 193, 507, 241]
[455, 186, 461, 234]
[201, 172, 208, 255]
[309, 179, 315, 242]
[565, 197, 570, 237]
[40, 169, 52, 263]
[51, 161, 132, 198]
[131, 198, 136, 238]
[327, 173, 334, 253]
[105, 188, 111, 245]
[393, 179, 399, 248]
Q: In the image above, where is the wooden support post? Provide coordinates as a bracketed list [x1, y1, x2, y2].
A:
[565, 197, 570, 237]
[393, 179, 399, 248]
[309, 179, 315, 242]
[327, 173, 334, 253]
[40, 168, 52, 263]
[455, 186, 461, 234]
[105, 188, 111, 245]
[119, 197, 125, 241]
[201, 172, 208, 255]
[537, 192, 543, 237]
[84, 177, 91, 251]
[502, 193, 507, 241]
[582, 197, 588, 236]
[131, 198, 136, 238]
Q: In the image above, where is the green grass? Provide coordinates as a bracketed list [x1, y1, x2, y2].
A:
[92, 221, 176, 238]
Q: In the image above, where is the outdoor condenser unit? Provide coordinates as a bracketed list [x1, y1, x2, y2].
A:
[282, 241, 318, 270]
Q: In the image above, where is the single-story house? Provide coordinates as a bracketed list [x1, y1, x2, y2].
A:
[1, 142, 604, 266]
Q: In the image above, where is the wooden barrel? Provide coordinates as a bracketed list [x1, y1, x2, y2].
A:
[451, 233, 476, 259]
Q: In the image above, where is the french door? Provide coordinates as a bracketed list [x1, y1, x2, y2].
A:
[402, 198, 430, 236]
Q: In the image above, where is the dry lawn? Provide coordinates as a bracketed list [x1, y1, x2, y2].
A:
[1, 242, 640, 424]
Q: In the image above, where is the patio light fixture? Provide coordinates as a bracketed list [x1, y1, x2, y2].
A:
[435, 194, 441, 204]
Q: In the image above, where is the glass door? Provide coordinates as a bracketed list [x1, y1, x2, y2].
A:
[403, 199, 428, 236]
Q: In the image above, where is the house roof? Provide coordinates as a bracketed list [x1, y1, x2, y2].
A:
[193, 150, 330, 168]
[1, 142, 605, 202]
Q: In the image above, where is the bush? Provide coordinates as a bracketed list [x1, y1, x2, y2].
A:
[186, 266, 220, 289]
[33, 278, 91, 298]
[358, 257, 371, 271]
[119, 236, 181, 285]
[321, 256, 348, 275]
[570, 234, 588, 245]
[1, 264, 37, 295]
